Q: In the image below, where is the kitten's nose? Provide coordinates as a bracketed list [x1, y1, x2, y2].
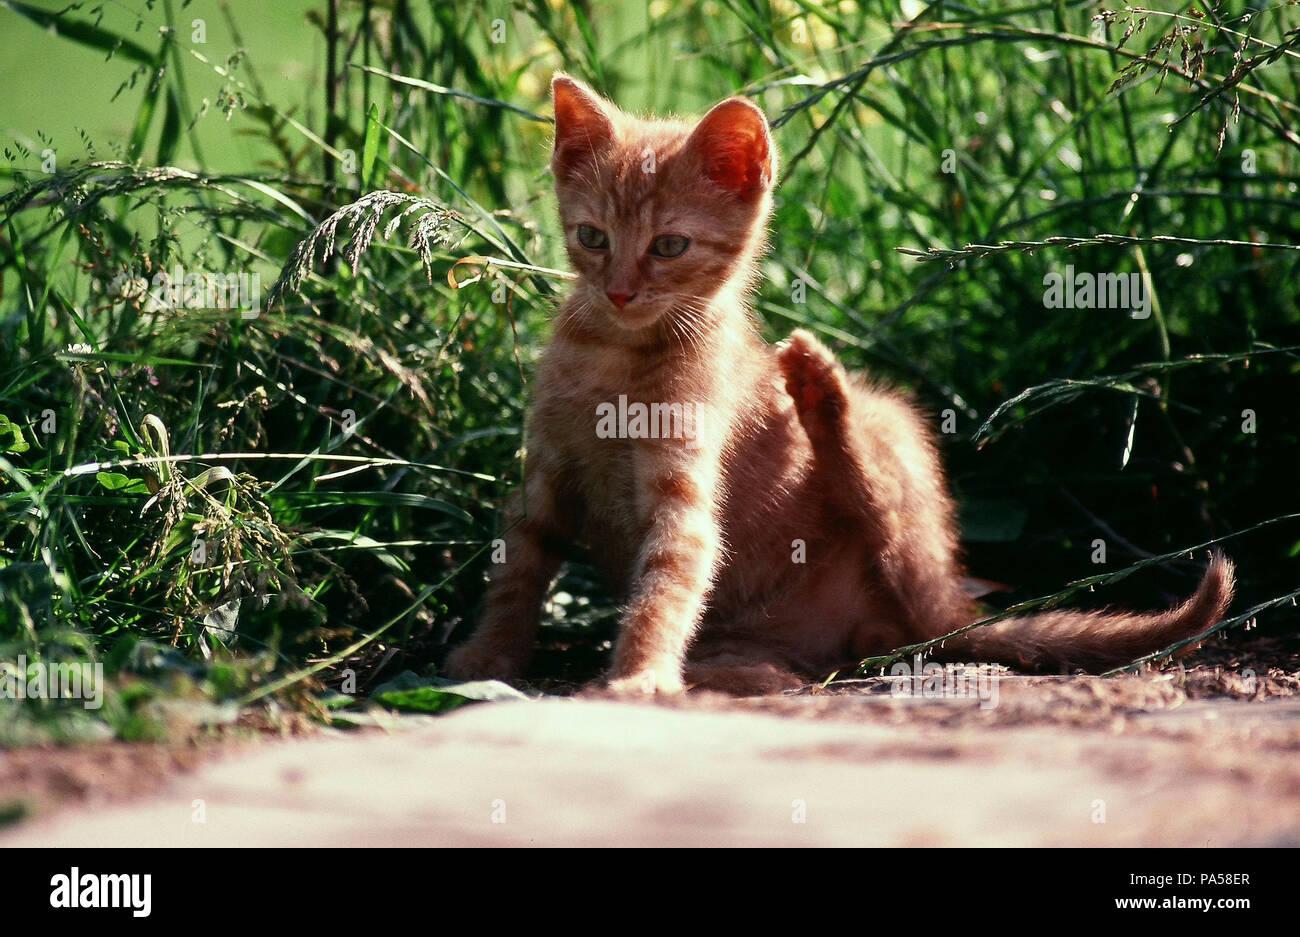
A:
[606, 289, 637, 309]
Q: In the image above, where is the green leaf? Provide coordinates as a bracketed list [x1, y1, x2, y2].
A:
[157, 89, 182, 166]
[374, 686, 476, 714]
[0, 414, 30, 453]
[127, 42, 168, 162]
[370, 671, 528, 714]
[361, 103, 381, 190]
[296, 529, 411, 573]
[281, 490, 475, 525]
[95, 471, 149, 494]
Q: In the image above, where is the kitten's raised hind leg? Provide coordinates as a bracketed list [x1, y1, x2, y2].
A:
[778, 329, 893, 547]
[778, 328, 973, 642]
[778, 328, 851, 448]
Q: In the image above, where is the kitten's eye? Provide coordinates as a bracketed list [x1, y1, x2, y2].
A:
[650, 235, 690, 258]
[577, 225, 609, 250]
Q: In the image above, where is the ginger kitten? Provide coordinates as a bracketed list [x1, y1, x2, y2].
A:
[444, 75, 1234, 695]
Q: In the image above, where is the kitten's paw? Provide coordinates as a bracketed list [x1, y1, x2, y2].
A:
[599, 666, 686, 697]
[443, 641, 526, 682]
[778, 329, 849, 438]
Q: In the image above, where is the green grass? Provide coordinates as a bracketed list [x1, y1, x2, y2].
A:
[2, 0, 1298, 740]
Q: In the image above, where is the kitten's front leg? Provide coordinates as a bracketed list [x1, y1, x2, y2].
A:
[605, 443, 724, 695]
[444, 469, 568, 682]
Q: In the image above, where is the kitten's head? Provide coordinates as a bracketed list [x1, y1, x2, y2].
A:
[551, 74, 777, 331]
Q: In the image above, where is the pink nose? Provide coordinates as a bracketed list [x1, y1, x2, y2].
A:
[606, 289, 637, 309]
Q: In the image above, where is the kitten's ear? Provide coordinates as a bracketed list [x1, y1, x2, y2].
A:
[552, 74, 616, 184]
[684, 97, 775, 200]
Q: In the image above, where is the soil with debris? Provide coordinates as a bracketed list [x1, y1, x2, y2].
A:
[2, 634, 1298, 846]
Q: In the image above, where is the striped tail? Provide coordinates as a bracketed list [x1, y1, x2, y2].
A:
[942, 552, 1235, 671]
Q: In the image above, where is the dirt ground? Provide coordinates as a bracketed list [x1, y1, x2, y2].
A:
[2, 635, 1298, 846]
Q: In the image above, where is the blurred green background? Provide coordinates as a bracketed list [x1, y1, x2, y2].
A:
[0, 1, 320, 169]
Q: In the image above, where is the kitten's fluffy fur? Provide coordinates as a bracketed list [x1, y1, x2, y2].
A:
[445, 75, 1234, 695]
